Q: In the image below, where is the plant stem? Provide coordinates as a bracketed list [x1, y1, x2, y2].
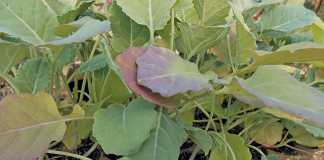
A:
[170, 8, 175, 50]
[83, 142, 98, 157]
[148, 0, 154, 44]
[79, 37, 100, 103]
[47, 150, 92, 160]
[0, 74, 18, 93]
[189, 146, 200, 160]
[189, 100, 216, 160]
[248, 144, 267, 160]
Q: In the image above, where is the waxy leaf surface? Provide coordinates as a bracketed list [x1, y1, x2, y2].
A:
[13, 58, 51, 93]
[110, 2, 150, 52]
[123, 110, 187, 160]
[116, 47, 177, 107]
[229, 65, 324, 127]
[0, 0, 60, 45]
[211, 133, 252, 160]
[250, 5, 316, 32]
[0, 43, 28, 75]
[93, 98, 157, 155]
[49, 18, 110, 45]
[0, 93, 66, 160]
[176, 23, 228, 58]
[230, 0, 283, 12]
[193, 0, 230, 26]
[116, 0, 176, 30]
[136, 46, 212, 97]
[254, 42, 324, 65]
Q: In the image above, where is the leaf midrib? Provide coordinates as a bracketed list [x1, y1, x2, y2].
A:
[0, 0, 49, 44]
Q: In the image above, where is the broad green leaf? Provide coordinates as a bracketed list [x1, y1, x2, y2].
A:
[54, 16, 94, 37]
[179, 6, 201, 24]
[136, 46, 212, 97]
[116, 47, 178, 107]
[55, 44, 77, 68]
[0, 43, 28, 75]
[49, 18, 110, 45]
[43, 0, 76, 15]
[248, 121, 283, 146]
[230, 0, 283, 12]
[193, 0, 230, 26]
[249, 5, 316, 32]
[0, 93, 66, 160]
[187, 128, 213, 154]
[77, 54, 108, 74]
[63, 104, 97, 150]
[179, 109, 194, 126]
[285, 121, 323, 147]
[286, 0, 305, 4]
[210, 133, 252, 160]
[94, 67, 131, 104]
[93, 98, 157, 155]
[110, 2, 150, 53]
[99, 40, 121, 74]
[63, 105, 86, 149]
[116, 0, 176, 30]
[58, 0, 94, 24]
[253, 42, 324, 66]
[0, 0, 60, 45]
[124, 109, 187, 160]
[176, 23, 228, 58]
[310, 20, 324, 44]
[296, 122, 324, 138]
[13, 58, 51, 93]
[227, 65, 324, 127]
[214, 18, 256, 65]
[233, 19, 256, 64]
[174, 0, 193, 14]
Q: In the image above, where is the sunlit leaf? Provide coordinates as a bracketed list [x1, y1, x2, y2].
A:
[193, 0, 230, 26]
[0, 0, 61, 45]
[174, 0, 193, 14]
[116, 47, 178, 107]
[310, 20, 324, 45]
[110, 2, 149, 53]
[49, 18, 110, 45]
[176, 23, 228, 58]
[227, 65, 324, 127]
[136, 46, 213, 97]
[253, 42, 324, 66]
[214, 18, 256, 65]
[0, 93, 66, 160]
[249, 5, 316, 32]
[116, 0, 176, 30]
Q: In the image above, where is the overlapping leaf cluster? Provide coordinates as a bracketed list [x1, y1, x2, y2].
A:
[0, 0, 324, 159]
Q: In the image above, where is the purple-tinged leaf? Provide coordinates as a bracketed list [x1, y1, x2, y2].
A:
[116, 47, 177, 108]
[136, 46, 212, 97]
